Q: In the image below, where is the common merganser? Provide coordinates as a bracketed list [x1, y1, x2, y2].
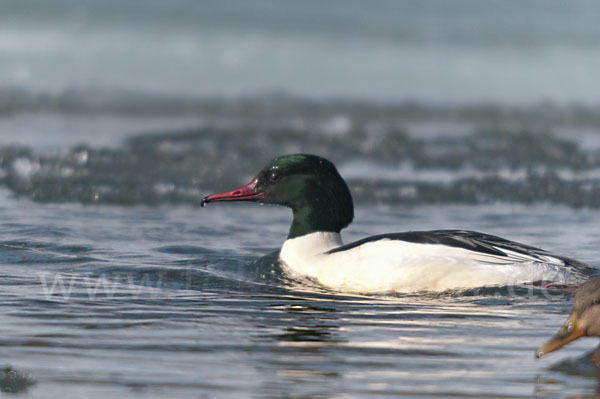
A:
[537, 277, 600, 365]
[201, 154, 590, 293]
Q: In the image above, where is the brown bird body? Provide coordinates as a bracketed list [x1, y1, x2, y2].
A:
[537, 277, 600, 366]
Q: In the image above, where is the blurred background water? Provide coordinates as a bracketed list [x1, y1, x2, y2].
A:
[1, 1, 600, 398]
[1, 0, 600, 104]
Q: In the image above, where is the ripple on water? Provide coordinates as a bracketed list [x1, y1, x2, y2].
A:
[0, 198, 600, 398]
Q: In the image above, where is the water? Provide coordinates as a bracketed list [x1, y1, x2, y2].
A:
[1, 0, 599, 104]
[3, 101, 600, 208]
[1, 190, 600, 398]
[2, 1, 600, 397]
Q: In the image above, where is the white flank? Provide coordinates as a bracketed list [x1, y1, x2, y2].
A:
[279, 232, 577, 293]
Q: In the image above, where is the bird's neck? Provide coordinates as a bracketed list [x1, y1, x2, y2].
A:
[288, 203, 351, 239]
[281, 231, 343, 260]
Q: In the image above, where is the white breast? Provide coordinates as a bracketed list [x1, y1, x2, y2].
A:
[279, 232, 576, 293]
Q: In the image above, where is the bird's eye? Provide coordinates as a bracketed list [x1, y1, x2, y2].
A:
[594, 298, 599, 305]
[268, 171, 281, 183]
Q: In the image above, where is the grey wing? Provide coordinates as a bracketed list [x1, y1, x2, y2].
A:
[329, 229, 590, 268]
[423, 230, 590, 268]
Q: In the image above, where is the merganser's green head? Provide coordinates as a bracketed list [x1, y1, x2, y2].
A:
[202, 154, 354, 239]
[536, 277, 600, 360]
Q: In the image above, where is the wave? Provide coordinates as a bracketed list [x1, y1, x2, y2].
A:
[2, 95, 600, 208]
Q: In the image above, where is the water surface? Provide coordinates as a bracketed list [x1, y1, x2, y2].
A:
[1, 187, 600, 398]
[2, 1, 600, 397]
